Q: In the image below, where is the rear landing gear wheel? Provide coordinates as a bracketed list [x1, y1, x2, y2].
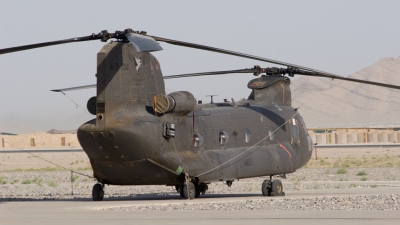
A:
[181, 182, 195, 200]
[92, 183, 104, 201]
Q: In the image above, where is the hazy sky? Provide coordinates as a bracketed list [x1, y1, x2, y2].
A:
[1, 0, 399, 133]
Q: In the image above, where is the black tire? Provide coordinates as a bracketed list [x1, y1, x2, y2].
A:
[271, 179, 283, 196]
[92, 183, 104, 201]
[179, 185, 185, 198]
[261, 179, 272, 196]
[199, 183, 208, 195]
[195, 184, 200, 198]
[182, 182, 195, 200]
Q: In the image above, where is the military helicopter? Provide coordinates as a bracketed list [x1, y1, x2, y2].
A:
[2, 29, 400, 201]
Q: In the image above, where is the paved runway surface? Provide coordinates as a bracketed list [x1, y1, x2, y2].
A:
[1, 186, 399, 225]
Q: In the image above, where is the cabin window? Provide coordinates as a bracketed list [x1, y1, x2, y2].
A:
[219, 131, 229, 146]
[244, 129, 251, 143]
[268, 127, 275, 141]
[193, 133, 203, 148]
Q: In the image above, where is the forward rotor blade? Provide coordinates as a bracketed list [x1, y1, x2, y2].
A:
[50, 68, 258, 92]
[51, 66, 400, 92]
[0, 36, 98, 55]
[163, 68, 256, 79]
[301, 72, 400, 90]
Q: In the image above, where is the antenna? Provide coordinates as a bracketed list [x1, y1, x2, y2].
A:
[206, 95, 218, 103]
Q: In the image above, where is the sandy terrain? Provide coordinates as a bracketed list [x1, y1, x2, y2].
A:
[307, 147, 400, 168]
[0, 152, 90, 171]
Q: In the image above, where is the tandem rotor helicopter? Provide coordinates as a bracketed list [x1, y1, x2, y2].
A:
[2, 29, 400, 201]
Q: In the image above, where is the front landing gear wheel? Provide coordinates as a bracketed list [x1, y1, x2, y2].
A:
[92, 183, 104, 201]
[182, 182, 195, 200]
[271, 179, 284, 196]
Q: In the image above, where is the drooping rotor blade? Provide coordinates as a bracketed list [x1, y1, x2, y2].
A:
[50, 65, 400, 92]
[164, 68, 258, 79]
[150, 35, 334, 75]
[0, 36, 99, 55]
[125, 33, 163, 52]
[51, 84, 97, 92]
[263, 67, 400, 90]
[0, 29, 163, 55]
[300, 72, 400, 90]
[164, 67, 400, 90]
[150, 35, 400, 90]
[50, 68, 259, 92]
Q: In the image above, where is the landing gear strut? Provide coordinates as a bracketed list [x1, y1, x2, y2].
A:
[92, 183, 104, 201]
[262, 176, 285, 196]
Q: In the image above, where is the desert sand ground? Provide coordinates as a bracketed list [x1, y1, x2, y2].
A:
[0, 133, 399, 225]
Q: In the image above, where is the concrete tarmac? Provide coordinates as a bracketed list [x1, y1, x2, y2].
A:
[1, 186, 399, 225]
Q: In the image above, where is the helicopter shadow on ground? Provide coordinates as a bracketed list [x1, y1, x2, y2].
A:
[103, 193, 262, 202]
[0, 193, 261, 203]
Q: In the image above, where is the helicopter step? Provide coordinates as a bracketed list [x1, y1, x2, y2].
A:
[261, 176, 285, 196]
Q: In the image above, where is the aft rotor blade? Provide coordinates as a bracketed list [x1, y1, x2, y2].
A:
[51, 84, 97, 92]
[0, 30, 164, 55]
[0, 36, 98, 55]
[150, 35, 335, 75]
[151, 35, 400, 90]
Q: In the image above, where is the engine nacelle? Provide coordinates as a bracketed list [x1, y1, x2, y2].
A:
[153, 91, 196, 115]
